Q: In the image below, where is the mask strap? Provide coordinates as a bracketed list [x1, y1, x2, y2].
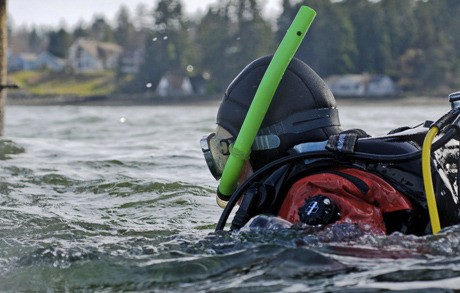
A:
[252, 108, 340, 151]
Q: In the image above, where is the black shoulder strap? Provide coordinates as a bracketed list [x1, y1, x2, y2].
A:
[231, 158, 340, 225]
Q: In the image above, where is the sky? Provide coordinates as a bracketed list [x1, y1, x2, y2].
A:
[8, 0, 282, 28]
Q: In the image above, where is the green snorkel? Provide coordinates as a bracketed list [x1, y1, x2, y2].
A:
[216, 6, 317, 207]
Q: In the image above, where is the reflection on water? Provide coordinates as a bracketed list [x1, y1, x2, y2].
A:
[0, 101, 459, 291]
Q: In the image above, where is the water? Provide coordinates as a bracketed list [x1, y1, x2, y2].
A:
[1, 99, 460, 292]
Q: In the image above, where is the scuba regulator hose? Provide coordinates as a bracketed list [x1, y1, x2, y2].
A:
[421, 108, 460, 234]
[216, 6, 317, 207]
[422, 126, 441, 234]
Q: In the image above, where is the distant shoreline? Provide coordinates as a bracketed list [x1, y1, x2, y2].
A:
[337, 95, 448, 106]
[6, 93, 222, 106]
[5, 93, 448, 107]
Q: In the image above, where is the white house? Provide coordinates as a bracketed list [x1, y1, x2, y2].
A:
[367, 75, 398, 96]
[68, 38, 123, 73]
[326, 74, 398, 97]
[327, 74, 366, 96]
[155, 71, 194, 97]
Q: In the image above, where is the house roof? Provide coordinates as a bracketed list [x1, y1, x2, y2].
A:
[73, 39, 123, 58]
[36, 52, 66, 66]
[14, 53, 38, 61]
[339, 74, 367, 84]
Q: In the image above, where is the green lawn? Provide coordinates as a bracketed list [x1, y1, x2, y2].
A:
[9, 70, 117, 96]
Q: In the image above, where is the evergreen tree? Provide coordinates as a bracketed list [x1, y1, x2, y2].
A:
[230, 0, 275, 74]
[133, 3, 153, 31]
[48, 28, 71, 58]
[135, 0, 189, 93]
[343, 0, 390, 74]
[73, 22, 90, 40]
[426, 0, 460, 90]
[292, 0, 357, 76]
[28, 28, 42, 53]
[90, 17, 114, 42]
[276, 0, 296, 43]
[400, 0, 456, 92]
[114, 5, 136, 49]
[196, 0, 274, 92]
[194, 7, 229, 93]
[379, 0, 417, 77]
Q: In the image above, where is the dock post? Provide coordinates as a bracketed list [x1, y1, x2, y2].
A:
[0, 0, 7, 136]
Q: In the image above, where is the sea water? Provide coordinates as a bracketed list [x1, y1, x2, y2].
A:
[1, 99, 460, 292]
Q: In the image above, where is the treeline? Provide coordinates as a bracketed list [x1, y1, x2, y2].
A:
[9, 0, 460, 95]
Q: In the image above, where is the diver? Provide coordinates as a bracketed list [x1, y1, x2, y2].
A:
[201, 55, 460, 236]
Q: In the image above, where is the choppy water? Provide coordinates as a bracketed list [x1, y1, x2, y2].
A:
[1, 99, 460, 292]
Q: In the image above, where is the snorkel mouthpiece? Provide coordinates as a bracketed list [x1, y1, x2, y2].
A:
[216, 6, 317, 206]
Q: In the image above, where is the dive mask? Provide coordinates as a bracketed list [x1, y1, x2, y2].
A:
[200, 127, 234, 180]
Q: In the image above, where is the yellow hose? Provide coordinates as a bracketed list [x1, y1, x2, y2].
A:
[422, 126, 441, 234]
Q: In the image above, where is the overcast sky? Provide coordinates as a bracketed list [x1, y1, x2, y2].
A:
[8, 0, 282, 28]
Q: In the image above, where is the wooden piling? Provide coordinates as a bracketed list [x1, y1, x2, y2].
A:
[0, 0, 6, 136]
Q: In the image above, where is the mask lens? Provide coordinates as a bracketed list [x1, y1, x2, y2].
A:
[200, 133, 231, 180]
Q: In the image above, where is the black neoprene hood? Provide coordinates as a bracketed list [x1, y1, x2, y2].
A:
[216, 55, 341, 154]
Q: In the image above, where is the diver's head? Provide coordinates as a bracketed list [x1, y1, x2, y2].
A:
[201, 55, 341, 179]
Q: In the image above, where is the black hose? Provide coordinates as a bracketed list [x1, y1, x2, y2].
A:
[215, 151, 335, 230]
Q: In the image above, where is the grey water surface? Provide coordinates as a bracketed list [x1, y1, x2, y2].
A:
[1, 99, 460, 292]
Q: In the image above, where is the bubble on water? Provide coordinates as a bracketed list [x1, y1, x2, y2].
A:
[202, 72, 211, 80]
[146, 83, 152, 88]
[119, 117, 126, 123]
[186, 65, 194, 72]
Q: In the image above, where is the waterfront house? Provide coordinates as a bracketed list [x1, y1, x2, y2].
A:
[68, 38, 123, 73]
[155, 71, 194, 97]
[8, 53, 37, 71]
[326, 74, 398, 97]
[9, 52, 65, 72]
